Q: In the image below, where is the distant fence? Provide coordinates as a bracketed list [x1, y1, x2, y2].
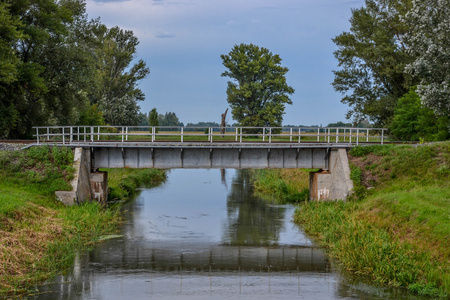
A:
[33, 126, 387, 146]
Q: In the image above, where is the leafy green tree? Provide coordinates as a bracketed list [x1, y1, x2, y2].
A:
[327, 121, 352, 128]
[221, 43, 294, 130]
[0, 2, 23, 138]
[332, 0, 414, 127]
[390, 89, 449, 141]
[404, 0, 450, 117]
[148, 108, 159, 129]
[1, 0, 91, 138]
[77, 104, 105, 126]
[90, 23, 150, 125]
[0, 2, 21, 85]
[158, 112, 182, 127]
[137, 112, 149, 126]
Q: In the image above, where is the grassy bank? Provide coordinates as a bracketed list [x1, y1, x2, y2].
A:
[106, 168, 166, 201]
[250, 169, 310, 204]
[293, 143, 449, 297]
[0, 145, 166, 297]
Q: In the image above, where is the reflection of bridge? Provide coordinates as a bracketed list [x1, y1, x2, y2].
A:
[90, 245, 329, 272]
[32, 126, 385, 204]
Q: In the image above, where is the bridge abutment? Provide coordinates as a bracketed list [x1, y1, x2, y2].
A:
[309, 149, 353, 201]
[55, 147, 107, 205]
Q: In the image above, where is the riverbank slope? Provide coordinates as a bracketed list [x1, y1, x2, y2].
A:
[253, 142, 449, 297]
[0, 145, 166, 297]
[300, 143, 449, 297]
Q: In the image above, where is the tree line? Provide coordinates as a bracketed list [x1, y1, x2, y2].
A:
[332, 0, 449, 141]
[0, 0, 148, 139]
[219, 1, 449, 141]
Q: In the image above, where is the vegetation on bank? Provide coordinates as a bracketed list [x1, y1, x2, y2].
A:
[250, 169, 310, 204]
[106, 168, 167, 201]
[297, 143, 449, 297]
[0, 146, 166, 297]
[251, 142, 449, 297]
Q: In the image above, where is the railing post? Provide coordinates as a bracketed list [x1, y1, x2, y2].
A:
[290, 128, 293, 142]
[125, 127, 128, 141]
[36, 128, 40, 145]
[121, 127, 124, 143]
[46, 127, 50, 141]
[91, 126, 94, 142]
[240, 127, 242, 143]
[349, 129, 352, 145]
[381, 129, 384, 145]
[263, 127, 265, 142]
[367, 129, 370, 142]
[62, 127, 65, 145]
[152, 127, 155, 142]
[70, 127, 73, 143]
[336, 128, 339, 143]
[269, 128, 272, 143]
[77, 127, 80, 141]
[210, 127, 213, 143]
[298, 128, 301, 143]
[356, 128, 359, 145]
[235, 128, 238, 142]
[317, 128, 320, 142]
[327, 128, 330, 143]
[98, 127, 100, 141]
[181, 127, 184, 143]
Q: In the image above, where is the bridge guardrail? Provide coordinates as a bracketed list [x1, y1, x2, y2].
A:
[32, 126, 387, 146]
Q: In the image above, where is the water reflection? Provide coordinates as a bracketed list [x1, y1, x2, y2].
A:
[223, 170, 286, 246]
[32, 169, 420, 300]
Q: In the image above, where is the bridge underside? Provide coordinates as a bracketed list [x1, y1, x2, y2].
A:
[91, 145, 331, 170]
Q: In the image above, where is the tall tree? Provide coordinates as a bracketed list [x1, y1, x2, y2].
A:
[90, 23, 150, 125]
[158, 112, 182, 127]
[332, 0, 414, 127]
[404, 0, 450, 116]
[1, 0, 91, 138]
[390, 88, 449, 141]
[221, 43, 294, 130]
[148, 108, 159, 127]
[0, 2, 23, 138]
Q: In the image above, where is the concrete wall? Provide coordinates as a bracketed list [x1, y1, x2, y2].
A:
[56, 147, 107, 206]
[309, 148, 353, 201]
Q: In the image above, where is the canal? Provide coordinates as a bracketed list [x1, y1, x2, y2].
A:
[34, 169, 419, 299]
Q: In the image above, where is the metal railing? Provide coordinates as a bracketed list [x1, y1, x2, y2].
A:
[33, 126, 387, 146]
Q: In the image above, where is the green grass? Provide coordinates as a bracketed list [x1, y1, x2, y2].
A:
[0, 146, 167, 297]
[105, 168, 166, 200]
[294, 142, 450, 297]
[250, 169, 310, 204]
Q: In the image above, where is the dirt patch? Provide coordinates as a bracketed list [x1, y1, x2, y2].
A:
[348, 154, 390, 189]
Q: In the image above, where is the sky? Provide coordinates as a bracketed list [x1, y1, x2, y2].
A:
[86, 0, 365, 126]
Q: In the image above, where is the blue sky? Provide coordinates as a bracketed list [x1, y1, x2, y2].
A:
[86, 0, 364, 126]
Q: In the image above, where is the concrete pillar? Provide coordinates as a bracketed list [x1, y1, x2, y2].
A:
[56, 147, 108, 205]
[90, 171, 108, 205]
[309, 149, 353, 201]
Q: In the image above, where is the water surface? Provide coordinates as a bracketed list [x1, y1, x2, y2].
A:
[34, 169, 420, 299]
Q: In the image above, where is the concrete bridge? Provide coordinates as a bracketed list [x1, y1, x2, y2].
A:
[32, 125, 386, 205]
